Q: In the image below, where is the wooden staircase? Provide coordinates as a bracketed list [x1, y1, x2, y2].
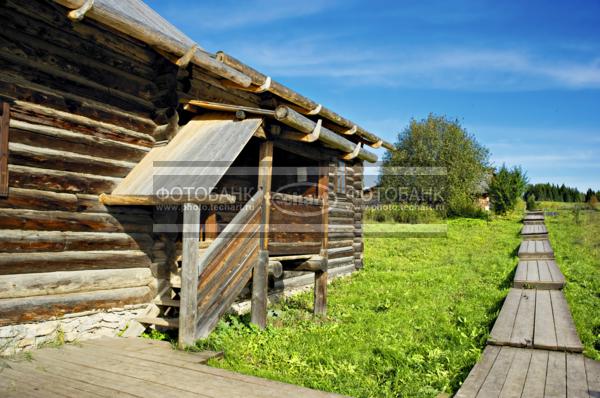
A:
[137, 190, 263, 342]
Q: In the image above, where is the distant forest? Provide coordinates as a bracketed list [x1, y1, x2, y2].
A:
[525, 183, 599, 203]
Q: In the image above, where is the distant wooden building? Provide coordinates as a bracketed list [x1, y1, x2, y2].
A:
[0, 0, 393, 351]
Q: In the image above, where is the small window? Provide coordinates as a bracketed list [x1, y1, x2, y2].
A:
[335, 160, 346, 195]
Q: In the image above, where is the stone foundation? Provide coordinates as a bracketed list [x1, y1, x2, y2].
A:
[0, 304, 151, 356]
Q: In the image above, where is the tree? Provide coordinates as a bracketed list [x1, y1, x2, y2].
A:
[379, 114, 489, 216]
[585, 188, 595, 202]
[489, 165, 528, 214]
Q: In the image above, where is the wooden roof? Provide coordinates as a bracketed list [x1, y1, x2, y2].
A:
[52, 0, 393, 152]
[109, 116, 261, 201]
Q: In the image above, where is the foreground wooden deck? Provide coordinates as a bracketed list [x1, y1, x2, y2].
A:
[455, 346, 599, 398]
[0, 337, 346, 398]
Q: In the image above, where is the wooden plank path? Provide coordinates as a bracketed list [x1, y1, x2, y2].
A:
[521, 223, 549, 239]
[456, 211, 600, 397]
[518, 239, 554, 260]
[455, 346, 600, 398]
[0, 337, 347, 398]
[488, 288, 583, 352]
[514, 259, 565, 289]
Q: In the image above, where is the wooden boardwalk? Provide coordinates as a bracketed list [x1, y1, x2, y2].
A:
[455, 346, 600, 398]
[514, 260, 565, 289]
[521, 223, 549, 240]
[456, 211, 599, 397]
[0, 337, 346, 398]
[518, 239, 554, 260]
[488, 289, 583, 352]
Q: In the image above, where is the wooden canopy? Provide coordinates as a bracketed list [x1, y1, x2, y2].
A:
[105, 115, 262, 205]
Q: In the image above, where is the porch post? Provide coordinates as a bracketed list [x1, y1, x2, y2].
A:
[251, 140, 273, 328]
[179, 203, 201, 348]
[314, 161, 329, 315]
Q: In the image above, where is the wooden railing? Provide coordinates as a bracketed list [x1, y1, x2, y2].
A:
[187, 189, 263, 340]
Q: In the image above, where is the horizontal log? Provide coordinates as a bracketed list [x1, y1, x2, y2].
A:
[0, 74, 156, 134]
[0, 208, 152, 233]
[9, 164, 120, 194]
[216, 51, 393, 150]
[267, 241, 321, 256]
[0, 286, 151, 326]
[275, 106, 377, 162]
[283, 256, 325, 272]
[75, 193, 152, 215]
[9, 142, 136, 178]
[329, 216, 354, 225]
[268, 261, 283, 279]
[329, 207, 354, 218]
[3, 0, 157, 66]
[0, 230, 153, 253]
[0, 267, 152, 299]
[328, 256, 355, 268]
[0, 187, 77, 211]
[10, 100, 154, 148]
[53, 0, 252, 87]
[0, 250, 152, 275]
[328, 239, 355, 249]
[9, 119, 149, 162]
[327, 246, 354, 259]
[99, 193, 236, 206]
[0, 35, 156, 111]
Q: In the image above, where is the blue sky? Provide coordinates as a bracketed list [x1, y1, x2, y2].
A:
[147, 0, 600, 191]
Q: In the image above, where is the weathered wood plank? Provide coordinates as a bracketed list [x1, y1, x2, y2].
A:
[0, 286, 151, 326]
[584, 357, 600, 397]
[545, 351, 567, 397]
[498, 348, 531, 397]
[476, 346, 516, 397]
[513, 260, 565, 289]
[179, 203, 201, 347]
[510, 289, 535, 347]
[534, 289, 558, 350]
[455, 346, 501, 398]
[0, 268, 152, 299]
[551, 290, 584, 352]
[0, 230, 153, 253]
[0, 208, 152, 233]
[566, 353, 589, 398]
[521, 349, 549, 397]
[9, 164, 120, 194]
[0, 250, 152, 274]
[488, 288, 521, 346]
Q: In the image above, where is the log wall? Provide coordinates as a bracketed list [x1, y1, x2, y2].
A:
[0, 0, 172, 326]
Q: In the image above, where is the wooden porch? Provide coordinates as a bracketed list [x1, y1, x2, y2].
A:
[0, 337, 346, 398]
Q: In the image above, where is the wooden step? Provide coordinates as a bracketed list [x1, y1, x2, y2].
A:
[514, 260, 565, 289]
[488, 288, 583, 352]
[518, 239, 554, 260]
[136, 317, 178, 328]
[152, 298, 180, 307]
[520, 223, 548, 240]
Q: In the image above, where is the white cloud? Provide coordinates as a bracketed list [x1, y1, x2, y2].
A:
[159, 0, 339, 30]
[217, 37, 600, 90]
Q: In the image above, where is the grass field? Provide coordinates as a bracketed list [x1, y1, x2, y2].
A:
[194, 211, 522, 397]
[183, 201, 598, 397]
[540, 202, 600, 360]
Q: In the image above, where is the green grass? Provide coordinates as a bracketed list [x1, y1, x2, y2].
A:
[195, 211, 522, 397]
[542, 203, 600, 360]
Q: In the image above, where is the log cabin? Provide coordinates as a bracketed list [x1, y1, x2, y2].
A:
[0, 0, 394, 352]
